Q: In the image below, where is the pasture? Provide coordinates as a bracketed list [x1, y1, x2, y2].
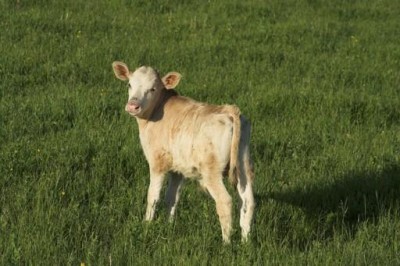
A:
[1, 0, 399, 264]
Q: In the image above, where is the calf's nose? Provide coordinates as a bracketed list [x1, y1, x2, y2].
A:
[125, 101, 140, 113]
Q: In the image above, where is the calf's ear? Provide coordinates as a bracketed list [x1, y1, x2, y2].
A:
[162, 72, 182, 89]
[112, 61, 130, 81]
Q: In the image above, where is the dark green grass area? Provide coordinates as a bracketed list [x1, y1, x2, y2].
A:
[1, 0, 400, 264]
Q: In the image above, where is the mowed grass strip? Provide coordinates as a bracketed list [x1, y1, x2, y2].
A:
[1, 0, 399, 265]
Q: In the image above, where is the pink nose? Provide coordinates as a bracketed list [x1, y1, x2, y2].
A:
[125, 101, 140, 113]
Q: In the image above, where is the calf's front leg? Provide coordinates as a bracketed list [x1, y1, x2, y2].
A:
[145, 170, 165, 221]
[165, 173, 184, 221]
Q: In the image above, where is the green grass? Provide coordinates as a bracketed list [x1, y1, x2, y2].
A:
[1, 0, 400, 264]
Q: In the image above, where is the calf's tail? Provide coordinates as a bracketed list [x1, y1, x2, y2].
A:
[226, 105, 241, 186]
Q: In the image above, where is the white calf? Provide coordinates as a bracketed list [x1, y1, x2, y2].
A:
[112, 61, 255, 243]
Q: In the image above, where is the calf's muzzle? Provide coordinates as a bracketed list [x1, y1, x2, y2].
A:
[125, 100, 141, 115]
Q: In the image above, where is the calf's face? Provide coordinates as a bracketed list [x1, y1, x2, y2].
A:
[112, 61, 181, 118]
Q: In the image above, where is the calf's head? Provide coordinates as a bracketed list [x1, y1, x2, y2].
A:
[112, 61, 181, 118]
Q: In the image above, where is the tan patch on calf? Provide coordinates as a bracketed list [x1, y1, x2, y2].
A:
[201, 150, 219, 177]
[245, 156, 255, 182]
[218, 119, 226, 126]
[152, 150, 172, 174]
[206, 153, 217, 170]
[202, 105, 226, 116]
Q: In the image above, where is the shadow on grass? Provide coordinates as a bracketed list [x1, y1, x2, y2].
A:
[259, 164, 400, 245]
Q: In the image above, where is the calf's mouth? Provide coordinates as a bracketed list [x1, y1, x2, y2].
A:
[125, 101, 141, 116]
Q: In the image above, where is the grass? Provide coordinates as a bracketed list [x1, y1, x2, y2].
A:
[1, 0, 400, 264]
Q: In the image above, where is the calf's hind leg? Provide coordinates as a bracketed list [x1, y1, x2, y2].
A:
[203, 176, 232, 243]
[237, 116, 255, 241]
[237, 165, 255, 242]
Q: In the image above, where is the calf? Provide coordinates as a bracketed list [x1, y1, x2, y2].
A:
[112, 61, 255, 243]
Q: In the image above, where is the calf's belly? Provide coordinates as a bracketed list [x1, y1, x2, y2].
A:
[170, 122, 233, 178]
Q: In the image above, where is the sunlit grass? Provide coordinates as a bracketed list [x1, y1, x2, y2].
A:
[1, 0, 399, 264]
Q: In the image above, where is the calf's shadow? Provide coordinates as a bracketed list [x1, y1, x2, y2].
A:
[262, 164, 400, 239]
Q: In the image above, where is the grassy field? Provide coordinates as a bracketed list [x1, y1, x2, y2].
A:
[1, 0, 400, 264]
